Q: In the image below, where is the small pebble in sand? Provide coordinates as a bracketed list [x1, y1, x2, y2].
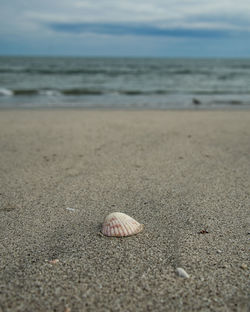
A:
[66, 207, 75, 212]
[240, 263, 247, 270]
[199, 229, 209, 234]
[176, 267, 190, 278]
[49, 259, 59, 264]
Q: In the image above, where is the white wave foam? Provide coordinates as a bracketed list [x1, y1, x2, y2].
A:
[0, 88, 13, 96]
[39, 89, 60, 96]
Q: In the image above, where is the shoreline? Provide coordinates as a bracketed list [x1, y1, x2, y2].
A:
[1, 106, 250, 111]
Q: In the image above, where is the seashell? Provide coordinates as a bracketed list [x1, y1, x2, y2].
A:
[176, 267, 190, 278]
[101, 212, 143, 237]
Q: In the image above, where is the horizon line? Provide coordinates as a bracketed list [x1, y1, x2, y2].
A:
[0, 54, 249, 60]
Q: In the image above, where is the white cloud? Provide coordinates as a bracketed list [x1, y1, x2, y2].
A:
[2, 0, 250, 29]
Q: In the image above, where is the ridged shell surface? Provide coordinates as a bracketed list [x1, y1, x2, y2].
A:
[101, 212, 143, 237]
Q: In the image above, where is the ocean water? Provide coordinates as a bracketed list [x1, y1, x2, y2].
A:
[0, 57, 250, 109]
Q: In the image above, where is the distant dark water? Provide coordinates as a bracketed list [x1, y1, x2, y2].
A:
[0, 57, 250, 109]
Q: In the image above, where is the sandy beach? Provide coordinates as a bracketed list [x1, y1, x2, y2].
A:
[0, 109, 249, 312]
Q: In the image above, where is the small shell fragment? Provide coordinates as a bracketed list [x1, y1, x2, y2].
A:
[49, 259, 59, 264]
[176, 267, 190, 278]
[101, 212, 143, 237]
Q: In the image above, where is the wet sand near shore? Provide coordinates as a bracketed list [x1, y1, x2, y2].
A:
[0, 110, 249, 311]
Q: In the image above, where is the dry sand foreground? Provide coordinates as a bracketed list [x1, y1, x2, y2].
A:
[0, 110, 249, 312]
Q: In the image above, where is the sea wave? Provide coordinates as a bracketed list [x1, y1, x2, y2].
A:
[212, 100, 244, 105]
[62, 88, 104, 95]
[39, 90, 61, 96]
[0, 68, 226, 76]
[1, 87, 250, 97]
[0, 88, 61, 96]
[0, 88, 169, 96]
[1, 67, 250, 81]
[0, 68, 146, 76]
[119, 90, 170, 95]
[0, 88, 13, 96]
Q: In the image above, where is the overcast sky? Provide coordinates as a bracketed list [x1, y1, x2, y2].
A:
[1, 0, 250, 57]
